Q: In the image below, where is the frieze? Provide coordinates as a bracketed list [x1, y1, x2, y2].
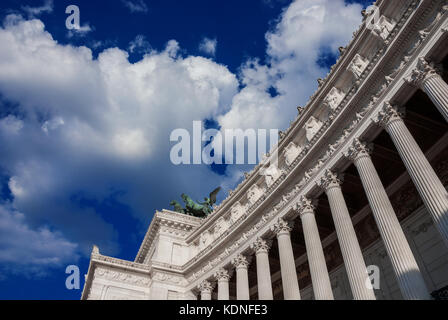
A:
[94, 267, 150, 287]
[180, 0, 433, 279]
[83, 1, 448, 298]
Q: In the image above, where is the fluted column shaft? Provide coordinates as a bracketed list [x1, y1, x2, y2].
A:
[377, 104, 448, 248]
[272, 219, 301, 300]
[217, 281, 229, 300]
[214, 269, 230, 300]
[296, 197, 334, 300]
[422, 75, 448, 122]
[410, 57, 448, 122]
[251, 239, 273, 300]
[346, 140, 429, 300]
[232, 254, 250, 300]
[319, 171, 376, 300]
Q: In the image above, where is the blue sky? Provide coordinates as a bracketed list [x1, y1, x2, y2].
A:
[0, 0, 372, 299]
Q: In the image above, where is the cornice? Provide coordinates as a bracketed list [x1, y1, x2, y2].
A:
[81, 247, 151, 300]
[180, 0, 446, 283]
[135, 209, 202, 263]
[182, 0, 428, 265]
[183, 0, 421, 243]
[81, 0, 447, 297]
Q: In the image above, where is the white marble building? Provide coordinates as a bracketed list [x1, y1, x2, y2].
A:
[81, 0, 448, 300]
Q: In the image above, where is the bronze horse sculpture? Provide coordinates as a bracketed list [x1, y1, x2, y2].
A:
[170, 187, 221, 218]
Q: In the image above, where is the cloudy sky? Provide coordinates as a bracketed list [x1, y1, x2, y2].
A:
[0, 0, 372, 299]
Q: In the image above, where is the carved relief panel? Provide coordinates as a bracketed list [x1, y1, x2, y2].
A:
[263, 163, 282, 188]
[214, 216, 230, 238]
[371, 16, 396, 41]
[323, 87, 345, 111]
[247, 184, 264, 205]
[283, 141, 302, 166]
[199, 230, 213, 250]
[230, 201, 246, 222]
[304, 116, 323, 142]
[347, 54, 369, 78]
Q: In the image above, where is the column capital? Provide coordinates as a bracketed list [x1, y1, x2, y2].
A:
[197, 280, 215, 293]
[318, 169, 344, 191]
[214, 268, 231, 282]
[344, 139, 373, 162]
[250, 238, 272, 254]
[374, 102, 406, 128]
[294, 196, 316, 217]
[271, 218, 293, 236]
[406, 57, 443, 87]
[231, 254, 251, 269]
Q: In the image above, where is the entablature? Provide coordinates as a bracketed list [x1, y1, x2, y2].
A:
[182, 0, 428, 251]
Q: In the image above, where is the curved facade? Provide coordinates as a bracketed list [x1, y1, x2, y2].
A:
[81, 0, 448, 300]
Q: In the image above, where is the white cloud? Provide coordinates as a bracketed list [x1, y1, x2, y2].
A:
[67, 23, 94, 38]
[42, 117, 65, 134]
[121, 0, 149, 13]
[0, 203, 79, 277]
[128, 34, 151, 54]
[0, 115, 24, 135]
[215, 0, 363, 196]
[21, 0, 53, 18]
[0, 0, 365, 277]
[218, 0, 363, 133]
[0, 15, 238, 266]
[199, 37, 218, 56]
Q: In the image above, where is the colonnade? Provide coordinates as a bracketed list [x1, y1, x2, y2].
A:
[196, 58, 448, 301]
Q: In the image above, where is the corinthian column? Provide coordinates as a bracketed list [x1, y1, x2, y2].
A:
[231, 254, 251, 300]
[295, 197, 334, 300]
[407, 57, 448, 122]
[318, 170, 376, 300]
[198, 280, 214, 300]
[250, 238, 274, 300]
[214, 269, 231, 300]
[271, 218, 301, 300]
[375, 103, 448, 247]
[345, 139, 429, 300]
